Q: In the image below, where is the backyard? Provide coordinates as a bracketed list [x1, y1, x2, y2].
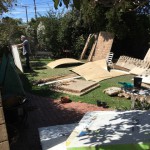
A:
[0, 0, 150, 149]
[21, 58, 134, 110]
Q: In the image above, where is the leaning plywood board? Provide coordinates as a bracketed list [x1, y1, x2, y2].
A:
[144, 48, 150, 62]
[91, 32, 114, 61]
[50, 79, 100, 96]
[47, 58, 83, 69]
[0, 141, 10, 150]
[11, 45, 23, 72]
[66, 111, 150, 150]
[80, 34, 93, 60]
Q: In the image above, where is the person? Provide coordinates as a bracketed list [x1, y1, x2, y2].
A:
[17, 35, 31, 69]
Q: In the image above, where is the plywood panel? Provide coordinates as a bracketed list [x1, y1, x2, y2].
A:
[0, 124, 8, 142]
[0, 141, 10, 150]
[91, 32, 114, 61]
[47, 58, 83, 69]
[80, 34, 92, 60]
[0, 107, 5, 124]
[51, 79, 100, 96]
[72, 60, 128, 82]
[130, 67, 147, 75]
[0, 94, 2, 107]
[144, 48, 150, 62]
[11, 45, 23, 72]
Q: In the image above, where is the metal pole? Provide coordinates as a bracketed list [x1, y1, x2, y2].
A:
[22, 6, 28, 23]
[33, 0, 37, 19]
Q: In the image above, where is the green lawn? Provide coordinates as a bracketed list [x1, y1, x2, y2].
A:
[21, 58, 134, 110]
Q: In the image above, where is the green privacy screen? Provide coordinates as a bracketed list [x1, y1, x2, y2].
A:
[0, 54, 25, 96]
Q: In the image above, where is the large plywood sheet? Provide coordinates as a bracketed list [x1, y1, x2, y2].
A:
[0, 107, 5, 124]
[11, 45, 23, 72]
[91, 32, 114, 61]
[144, 48, 150, 62]
[0, 124, 8, 142]
[0, 141, 10, 150]
[130, 67, 148, 75]
[47, 58, 83, 69]
[51, 79, 100, 96]
[72, 60, 128, 82]
[80, 34, 93, 60]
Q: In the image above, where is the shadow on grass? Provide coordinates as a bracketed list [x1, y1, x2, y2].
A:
[56, 63, 83, 68]
[31, 85, 65, 99]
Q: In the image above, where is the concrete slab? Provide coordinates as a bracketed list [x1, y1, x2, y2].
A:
[47, 58, 83, 69]
[66, 111, 150, 150]
[38, 123, 77, 150]
[50, 79, 100, 96]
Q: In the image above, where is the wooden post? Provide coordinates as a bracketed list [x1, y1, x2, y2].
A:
[80, 34, 92, 60]
[88, 34, 98, 61]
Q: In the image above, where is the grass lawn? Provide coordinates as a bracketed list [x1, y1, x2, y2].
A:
[21, 58, 135, 110]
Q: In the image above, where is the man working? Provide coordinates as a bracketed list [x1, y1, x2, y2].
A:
[17, 35, 31, 70]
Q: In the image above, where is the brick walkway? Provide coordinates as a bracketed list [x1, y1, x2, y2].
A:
[5, 93, 107, 150]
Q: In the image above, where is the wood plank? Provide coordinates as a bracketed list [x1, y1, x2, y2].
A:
[92, 32, 114, 61]
[47, 58, 83, 69]
[144, 48, 150, 62]
[72, 61, 128, 82]
[0, 107, 5, 124]
[0, 124, 8, 142]
[0, 141, 10, 150]
[88, 34, 98, 61]
[80, 34, 92, 60]
[0, 93, 2, 107]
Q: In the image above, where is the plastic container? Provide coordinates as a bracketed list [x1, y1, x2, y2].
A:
[134, 77, 142, 88]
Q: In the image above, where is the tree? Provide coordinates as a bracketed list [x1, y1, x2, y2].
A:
[37, 21, 46, 50]
[53, 0, 150, 14]
[0, 17, 24, 56]
[0, 0, 15, 14]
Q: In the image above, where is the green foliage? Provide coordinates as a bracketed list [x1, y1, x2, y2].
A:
[80, 0, 107, 32]
[37, 21, 46, 50]
[0, 0, 149, 59]
[0, 0, 15, 14]
[0, 17, 24, 56]
[72, 35, 85, 58]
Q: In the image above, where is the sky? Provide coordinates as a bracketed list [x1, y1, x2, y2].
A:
[3, 0, 69, 22]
